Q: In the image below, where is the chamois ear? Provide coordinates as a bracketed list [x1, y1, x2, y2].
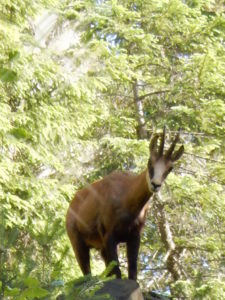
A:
[171, 145, 184, 162]
[149, 134, 159, 160]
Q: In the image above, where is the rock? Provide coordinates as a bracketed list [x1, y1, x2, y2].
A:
[95, 279, 144, 300]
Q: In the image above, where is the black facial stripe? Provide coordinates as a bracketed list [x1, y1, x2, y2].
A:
[163, 166, 173, 179]
[168, 166, 173, 172]
[148, 160, 154, 178]
[150, 166, 154, 178]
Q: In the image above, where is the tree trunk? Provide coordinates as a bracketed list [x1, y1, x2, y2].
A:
[132, 80, 148, 139]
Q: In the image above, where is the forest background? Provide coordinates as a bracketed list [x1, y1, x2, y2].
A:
[0, 0, 225, 299]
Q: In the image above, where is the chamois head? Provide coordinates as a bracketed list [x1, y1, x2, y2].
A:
[148, 127, 184, 192]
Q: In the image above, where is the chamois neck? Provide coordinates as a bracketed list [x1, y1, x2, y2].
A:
[138, 169, 154, 199]
[125, 169, 153, 215]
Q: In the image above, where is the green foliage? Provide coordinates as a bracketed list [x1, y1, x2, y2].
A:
[172, 279, 225, 300]
[0, 0, 225, 299]
[0, 67, 18, 82]
[65, 264, 118, 300]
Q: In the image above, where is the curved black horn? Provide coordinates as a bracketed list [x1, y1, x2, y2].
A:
[165, 129, 181, 159]
[159, 126, 166, 156]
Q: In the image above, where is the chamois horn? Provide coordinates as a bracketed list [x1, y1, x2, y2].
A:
[158, 126, 166, 156]
[165, 129, 181, 159]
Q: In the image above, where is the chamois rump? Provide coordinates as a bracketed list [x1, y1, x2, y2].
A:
[66, 128, 184, 280]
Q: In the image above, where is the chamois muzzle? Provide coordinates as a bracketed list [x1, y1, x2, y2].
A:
[151, 182, 161, 192]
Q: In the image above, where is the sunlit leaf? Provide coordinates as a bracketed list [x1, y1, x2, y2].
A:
[0, 68, 17, 82]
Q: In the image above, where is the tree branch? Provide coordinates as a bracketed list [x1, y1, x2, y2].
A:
[153, 193, 182, 281]
[138, 89, 171, 100]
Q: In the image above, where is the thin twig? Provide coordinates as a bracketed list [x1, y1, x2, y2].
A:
[177, 167, 225, 186]
[140, 266, 167, 271]
[146, 129, 214, 137]
[184, 152, 225, 165]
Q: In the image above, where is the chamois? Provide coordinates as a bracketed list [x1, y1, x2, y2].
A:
[66, 128, 184, 280]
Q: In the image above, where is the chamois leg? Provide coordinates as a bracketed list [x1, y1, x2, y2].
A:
[127, 231, 140, 280]
[67, 226, 91, 275]
[102, 236, 121, 278]
[100, 248, 108, 269]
